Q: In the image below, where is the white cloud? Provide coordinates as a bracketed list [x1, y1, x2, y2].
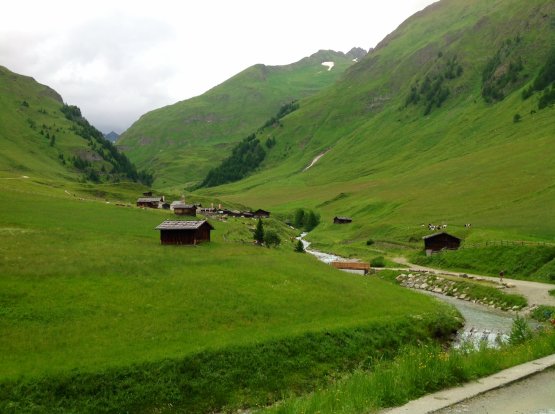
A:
[0, 0, 438, 133]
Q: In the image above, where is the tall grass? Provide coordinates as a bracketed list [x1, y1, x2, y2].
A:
[262, 329, 555, 414]
[0, 313, 462, 414]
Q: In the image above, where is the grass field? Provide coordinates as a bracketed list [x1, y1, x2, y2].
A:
[0, 178, 461, 412]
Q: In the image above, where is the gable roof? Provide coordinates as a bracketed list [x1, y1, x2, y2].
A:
[155, 220, 214, 231]
[422, 232, 461, 241]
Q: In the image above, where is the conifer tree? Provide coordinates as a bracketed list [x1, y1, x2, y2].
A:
[253, 218, 264, 244]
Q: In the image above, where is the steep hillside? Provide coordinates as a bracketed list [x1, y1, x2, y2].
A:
[197, 0, 555, 243]
[118, 49, 362, 188]
[0, 66, 151, 185]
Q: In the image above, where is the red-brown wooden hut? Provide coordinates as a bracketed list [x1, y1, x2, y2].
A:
[155, 220, 214, 245]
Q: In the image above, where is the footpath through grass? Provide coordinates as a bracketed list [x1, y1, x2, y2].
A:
[0, 179, 461, 412]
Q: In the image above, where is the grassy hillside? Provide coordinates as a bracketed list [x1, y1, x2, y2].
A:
[0, 65, 151, 185]
[118, 50, 361, 188]
[195, 0, 555, 250]
[0, 177, 459, 412]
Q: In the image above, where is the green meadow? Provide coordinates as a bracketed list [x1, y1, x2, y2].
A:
[0, 178, 461, 412]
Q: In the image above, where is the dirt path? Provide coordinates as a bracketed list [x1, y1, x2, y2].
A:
[392, 257, 555, 307]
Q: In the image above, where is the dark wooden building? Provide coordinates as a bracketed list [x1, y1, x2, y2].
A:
[155, 220, 214, 245]
[137, 196, 164, 208]
[333, 216, 352, 224]
[423, 232, 462, 254]
[252, 209, 271, 218]
[173, 204, 197, 216]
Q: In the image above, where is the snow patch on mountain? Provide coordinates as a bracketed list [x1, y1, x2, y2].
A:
[321, 62, 334, 71]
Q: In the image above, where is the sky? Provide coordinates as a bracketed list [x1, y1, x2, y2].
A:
[0, 0, 437, 134]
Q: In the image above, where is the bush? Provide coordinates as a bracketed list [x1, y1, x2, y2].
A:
[366, 239, 375, 246]
[294, 239, 305, 253]
[509, 315, 533, 345]
[371, 256, 386, 268]
[513, 113, 521, 123]
[264, 230, 281, 248]
[530, 305, 555, 322]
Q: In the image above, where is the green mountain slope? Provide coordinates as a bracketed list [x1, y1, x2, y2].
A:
[118, 49, 363, 188]
[197, 0, 555, 243]
[0, 65, 151, 185]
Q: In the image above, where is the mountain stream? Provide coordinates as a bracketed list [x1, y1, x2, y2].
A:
[297, 233, 519, 347]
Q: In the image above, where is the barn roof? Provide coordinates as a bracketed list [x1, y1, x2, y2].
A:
[137, 197, 162, 203]
[334, 216, 352, 221]
[422, 232, 461, 241]
[155, 220, 214, 231]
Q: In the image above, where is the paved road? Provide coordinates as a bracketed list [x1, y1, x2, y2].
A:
[435, 368, 555, 414]
[392, 258, 555, 307]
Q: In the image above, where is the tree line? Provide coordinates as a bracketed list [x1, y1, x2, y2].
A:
[60, 104, 153, 185]
[197, 101, 300, 189]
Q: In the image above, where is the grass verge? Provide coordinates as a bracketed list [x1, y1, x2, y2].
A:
[0, 312, 461, 414]
[411, 246, 555, 283]
[260, 329, 555, 414]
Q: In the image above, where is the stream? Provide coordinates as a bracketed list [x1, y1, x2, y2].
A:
[297, 233, 518, 347]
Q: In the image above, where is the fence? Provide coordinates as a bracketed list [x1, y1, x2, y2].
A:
[460, 240, 555, 249]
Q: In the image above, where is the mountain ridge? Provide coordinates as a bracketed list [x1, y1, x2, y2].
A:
[118, 49, 363, 187]
[195, 0, 555, 242]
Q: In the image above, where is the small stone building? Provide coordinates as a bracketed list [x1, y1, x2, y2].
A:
[137, 196, 164, 208]
[155, 220, 214, 245]
[423, 232, 462, 255]
[333, 216, 352, 224]
[173, 203, 197, 216]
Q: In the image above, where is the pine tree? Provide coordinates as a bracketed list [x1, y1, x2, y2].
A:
[253, 219, 264, 244]
[294, 239, 305, 253]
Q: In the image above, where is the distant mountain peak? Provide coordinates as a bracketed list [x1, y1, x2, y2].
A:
[104, 131, 120, 143]
[346, 47, 367, 61]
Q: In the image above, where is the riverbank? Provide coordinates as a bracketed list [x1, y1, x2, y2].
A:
[383, 353, 555, 414]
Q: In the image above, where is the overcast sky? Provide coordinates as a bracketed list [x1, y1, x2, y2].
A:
[0, 0, 437, 133]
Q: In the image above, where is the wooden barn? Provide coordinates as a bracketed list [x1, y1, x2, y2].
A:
[423, 232, 462, 254]
[137, 196, 164, 209]
[173, 203, 197, 216]
[155, 220, 214, 245]
[333, 216, 352, 224]
[252, 209, 271, 218]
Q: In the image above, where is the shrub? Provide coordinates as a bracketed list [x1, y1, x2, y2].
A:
[366, 239, 375, 246]
[264, 230, 281, 248]
[371, 256, 386, 268]
[530, 305, 555, 322]
[509, 315, 533, 345]
[513, 113, 521, 123]
[294, 239, 305, 253]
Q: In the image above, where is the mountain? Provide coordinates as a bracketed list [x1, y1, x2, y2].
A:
[0, 65, 151, 185]
[118, 49, 362, 188]
[104, 131, 119, 142]
[198, 0, 555, 242]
